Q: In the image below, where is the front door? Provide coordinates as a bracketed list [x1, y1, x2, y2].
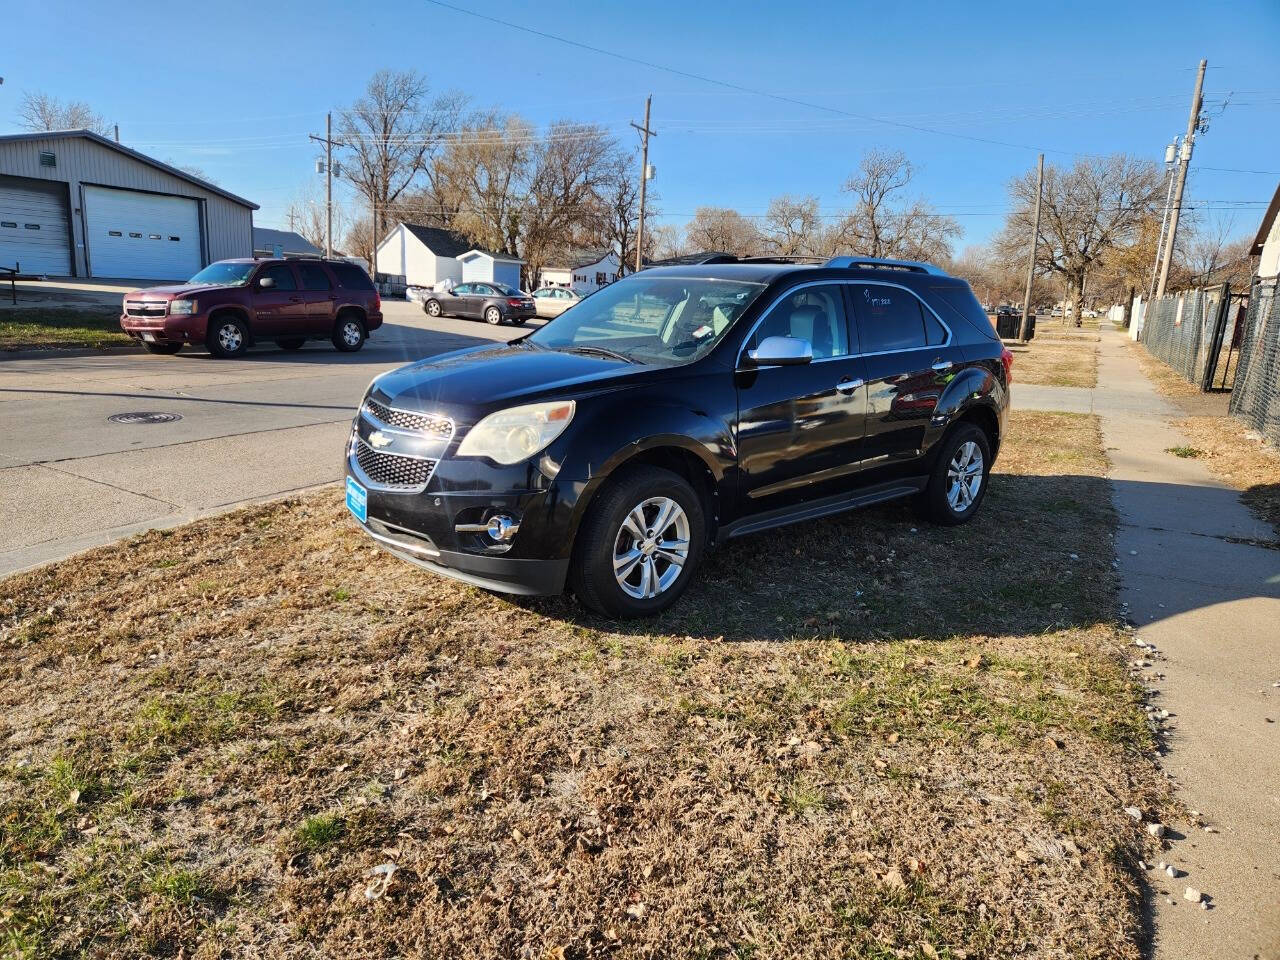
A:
[440, 283, 474, 317]
[847, 282, 963, 481]
[734, 283, 868, 514]
[251, 263, 307, 337]
[294, 260, 337, 334]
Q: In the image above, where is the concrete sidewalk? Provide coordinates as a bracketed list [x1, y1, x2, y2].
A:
[1019, 328, 1280, 959]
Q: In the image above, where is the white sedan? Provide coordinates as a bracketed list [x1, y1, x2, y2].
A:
[530, 286, 581, 318]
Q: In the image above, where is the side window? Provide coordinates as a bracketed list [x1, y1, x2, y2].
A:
[331, 263, 375, 290]
[476, 284, 495, 296]
[453, 284, 471, 295]
[746, 285, 849, 360]
[924, 308, 948, 346]
[852, 284, 927, 352]
[296, 261, 331, 292]
[258, 264, 297, 291]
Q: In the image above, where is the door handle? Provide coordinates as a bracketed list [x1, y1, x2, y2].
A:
[931, 359, 954, 372]
[836, 377, 864, 394]
[289, 296, 304, 303]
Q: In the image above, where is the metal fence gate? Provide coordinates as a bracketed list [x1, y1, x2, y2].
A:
[1140, 284, 1236, 391]
[1228, 279, 1280, 445]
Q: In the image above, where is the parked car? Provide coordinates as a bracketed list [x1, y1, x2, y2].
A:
[345, 255, 1011, 617]
[530, 285, 582, 318]
[1050, 306, 1064, 317]
[120, 258, 382, 357]
[406, 284, 430, 303]
[421, 282, 536, 325]
[1082, 308, 1099, 319]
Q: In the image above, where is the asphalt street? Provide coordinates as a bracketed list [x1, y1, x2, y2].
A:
[0, 301, 542, 574]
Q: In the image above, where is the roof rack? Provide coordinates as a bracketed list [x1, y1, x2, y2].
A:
[824, 256, 946, 275]
[737, 255, 824, 265]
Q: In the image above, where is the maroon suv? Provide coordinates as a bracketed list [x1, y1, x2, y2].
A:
[120, 258, 383, 358]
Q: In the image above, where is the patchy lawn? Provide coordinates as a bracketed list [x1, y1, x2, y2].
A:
[0, 411, 1168, 959]
[0, 308, 134, 351]
[1009, 339, 1099, 388]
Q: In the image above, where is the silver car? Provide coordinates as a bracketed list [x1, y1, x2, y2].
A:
[530, 286, 581, 318]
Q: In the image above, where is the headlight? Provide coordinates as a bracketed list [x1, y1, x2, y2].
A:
[169, 299, 195, 315]
[455, 400, 575, 465]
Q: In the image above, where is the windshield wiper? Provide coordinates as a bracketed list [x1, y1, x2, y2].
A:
[566, 344, 637, 364]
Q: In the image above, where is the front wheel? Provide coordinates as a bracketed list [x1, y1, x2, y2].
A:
[919, 423, 992, 526]
[142, 342, 182, 355]
[206, 316, 249, 359]
[570, 467, 706, 618]
[484, 306, 502, 325]
[332, 315, 366, 352]
[424, 299, 443, 318]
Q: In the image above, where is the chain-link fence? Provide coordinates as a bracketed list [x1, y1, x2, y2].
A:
[1228, 279, 1280, 445]
[1140, 285, 1231, 388]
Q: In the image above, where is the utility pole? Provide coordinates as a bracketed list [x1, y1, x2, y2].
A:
[1148, 137, 1179, 300]
[1018, 153, 1044, 342]
[1156, 59, 1207, 298]
[308, 115, 344, 259]
[630, 96, 656, 273]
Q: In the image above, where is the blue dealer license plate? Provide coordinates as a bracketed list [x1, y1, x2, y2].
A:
[345, 476, 368, 524]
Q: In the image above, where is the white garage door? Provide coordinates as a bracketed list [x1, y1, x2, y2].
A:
[0, 179, 72, 275]
[83, 185, 202, 280]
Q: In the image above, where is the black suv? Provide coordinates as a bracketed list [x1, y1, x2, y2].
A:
[344, 256, 1012, 617]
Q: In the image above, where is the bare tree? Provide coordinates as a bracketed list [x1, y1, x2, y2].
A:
[18, 91, 111, 136]
[337, 70, 466, 264]
[286, 185, 349, 253]
[683, 207, 762, 257]
[760, 195, 822, 257]
[996, 155, 1163, 324]
[600, 151, 658, 274]
[648, 223, 688, 261]
[833, 149, 961, 263]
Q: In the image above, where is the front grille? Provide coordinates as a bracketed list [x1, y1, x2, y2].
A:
[354, 438, 436, 488]
[125, 300, 167, 318]
[365, 398, 453, 438]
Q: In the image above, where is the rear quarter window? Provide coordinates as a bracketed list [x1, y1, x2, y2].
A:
[331, 263, 375, 291]
[928, 283, 999, 341]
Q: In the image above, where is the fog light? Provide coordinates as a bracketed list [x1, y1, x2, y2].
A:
[486, 515, 519, 541]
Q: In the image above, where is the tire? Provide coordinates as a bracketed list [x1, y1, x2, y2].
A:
[511, 316, 528, 326]
[570, 467, 706, 618]
[142, 342, 182, 355]
[919, 423, 992, 526]
[332, 314, 366, 352]
[277, 338, 306, 351]
[206, 315, 249, 359]
[484, 306, 503, 325]
[424, 299, 443, 318]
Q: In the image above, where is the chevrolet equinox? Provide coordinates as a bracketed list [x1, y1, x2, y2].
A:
[344, 255, 1012, 617]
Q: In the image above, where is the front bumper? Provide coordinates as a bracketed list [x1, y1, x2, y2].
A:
[120, 313, 206, 343]
[343, 401, 584, 596]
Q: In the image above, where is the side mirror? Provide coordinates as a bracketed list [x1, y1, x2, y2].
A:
[259, 276, 275, 289]
[746, 335, 813, 367]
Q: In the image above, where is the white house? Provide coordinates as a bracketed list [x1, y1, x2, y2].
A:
[375, 222, 470, 287]
[538, 248, 620, 294]
[458, 248, 525, 289]
[1250, 181, 1280, 280]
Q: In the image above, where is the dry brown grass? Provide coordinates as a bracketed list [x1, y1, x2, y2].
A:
[1009, 339, 1098, 388]
[0, 412, 1168, 959]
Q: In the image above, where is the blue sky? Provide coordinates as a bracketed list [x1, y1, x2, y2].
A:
[4, 0, 1278, 250]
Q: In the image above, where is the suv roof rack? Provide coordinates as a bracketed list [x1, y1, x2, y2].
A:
[824, 256, 946, 275]
[737, 255, 824, 265]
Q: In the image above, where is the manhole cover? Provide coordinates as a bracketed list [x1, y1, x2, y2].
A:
[107, 412, 183, 425]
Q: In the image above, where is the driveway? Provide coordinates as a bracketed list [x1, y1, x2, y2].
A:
[0, 301, 543, 575]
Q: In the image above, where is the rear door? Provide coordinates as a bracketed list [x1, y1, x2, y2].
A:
[251, 262, 307, 337]
[294, 260, 336, 334]
[848, 281, 961, 479]
[734, 283, 868, 513]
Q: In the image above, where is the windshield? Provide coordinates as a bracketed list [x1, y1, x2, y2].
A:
[187, 262, 255, 287]
[527, 274, 764, 366]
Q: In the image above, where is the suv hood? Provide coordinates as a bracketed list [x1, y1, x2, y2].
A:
[372, 341, 661, 414]
[126, 283, 212, 299]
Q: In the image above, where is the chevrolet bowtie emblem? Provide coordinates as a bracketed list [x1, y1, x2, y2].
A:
[368, 431, 393, 449]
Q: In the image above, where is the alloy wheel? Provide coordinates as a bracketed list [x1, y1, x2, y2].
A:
[946, 440, 984, 512]
[612, 496, 690, 600]
[218, 323, 243, 352]
[341, 320, 362, 347]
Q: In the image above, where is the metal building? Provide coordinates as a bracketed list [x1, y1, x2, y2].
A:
[0, 129, 256, 281]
